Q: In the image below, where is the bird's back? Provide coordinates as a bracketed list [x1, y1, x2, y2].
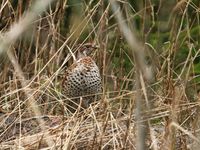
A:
[62, 56, 102, 110]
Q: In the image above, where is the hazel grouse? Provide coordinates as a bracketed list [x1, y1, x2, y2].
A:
[62, 43, 102, 112]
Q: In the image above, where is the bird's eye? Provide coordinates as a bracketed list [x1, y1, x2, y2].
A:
[85, 45, 90, 49]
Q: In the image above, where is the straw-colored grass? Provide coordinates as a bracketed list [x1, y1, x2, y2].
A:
[0, 0, 200, 149]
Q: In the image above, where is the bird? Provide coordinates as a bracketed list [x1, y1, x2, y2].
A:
[62, 43, 102, 112]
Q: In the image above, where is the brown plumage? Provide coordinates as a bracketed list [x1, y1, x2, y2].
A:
[62, 43, 102, 112]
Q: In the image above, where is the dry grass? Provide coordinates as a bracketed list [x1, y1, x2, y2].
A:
[0, 0, 200, 149]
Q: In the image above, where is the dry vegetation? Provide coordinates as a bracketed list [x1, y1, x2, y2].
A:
[0, 0, 200, 149]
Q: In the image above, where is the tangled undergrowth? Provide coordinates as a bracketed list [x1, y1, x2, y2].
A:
[0, 0, 200, 149]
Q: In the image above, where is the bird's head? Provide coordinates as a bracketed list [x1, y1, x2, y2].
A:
[77, 43, 98, 59]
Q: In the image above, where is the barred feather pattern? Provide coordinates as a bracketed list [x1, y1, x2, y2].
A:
[62, 56, 102, 111]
